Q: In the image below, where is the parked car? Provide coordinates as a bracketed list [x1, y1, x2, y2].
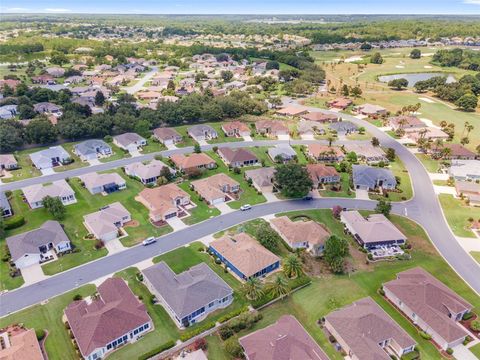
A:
[240, 204, 252, 211]
[142, 237, 156, 246]
[303, 195, 313, 200]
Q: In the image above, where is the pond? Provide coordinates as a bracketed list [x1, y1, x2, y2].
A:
[378, 72, 456, 87]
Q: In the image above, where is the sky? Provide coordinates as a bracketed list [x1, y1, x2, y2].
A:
[0, 0, 479, 15]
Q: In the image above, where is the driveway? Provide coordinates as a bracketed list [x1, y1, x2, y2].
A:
[452, 344, 479, 360]
[243, 135, 253, 142]
[355, 189, 370, 200]
[41, 168, 55, 176]
[215, 202, 235, 214]
[165, 143, 177, 150]
[278, 134, 290, 141]
[88, 159, 101, 166]
[21, 264, 48, 285]
[122, 66, 158, 94]
[263, 192, 279, 202]
[301, 134, 315, 140]
[166, 217, 188, 231]
[433, 185, 457, 196]
[104, 239, 126, 254]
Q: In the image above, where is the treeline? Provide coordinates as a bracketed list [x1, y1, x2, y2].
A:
[0, 43, 44, 55]
[432, 48, 480, 71]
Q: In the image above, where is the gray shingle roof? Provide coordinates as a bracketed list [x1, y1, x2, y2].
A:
[74, 139, 111, 157]
[352, 165, 396, 189]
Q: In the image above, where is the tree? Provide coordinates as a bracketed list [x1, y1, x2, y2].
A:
[410, 48, 421, 59]
[283, 254, 303, 279]
[42, 196, 66, 220]
[268, 96, 282, 109]
[0, 121, 24, 153]
[193, 143, 201, 153]
[95, 91, 105, 106]
[332, 205, 343, 219]
[133, 119, 151, 138]
[350, 85, 362, 98]
[160, 166, 174, 182]
[456, 94, 478, 112]
[242, 277, 264, 300]
[370, 52, 384, 64]
[50, 52, 68, 65]
[324, 235, 349, 274]
[341, 84, 350, 96]
[388, 78, 409, 90]
[25, 118, 58, 144]
[371, 137, 380, 147]
[221, 70, 233, 82]
[375, 199, 392, 217]
[346, 151, 358, 163]
[223, 337, 243, 358]
[386, 147, 396, 162]
[274, 163, 313, 198]
[266, 60, 280, 70]
[256, 226, 279, 252]
[18, 104, 36, 119]
[360, 43, 372, 51]
[267, 274, 290, 298]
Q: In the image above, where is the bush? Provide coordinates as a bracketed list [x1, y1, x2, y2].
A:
[180, 322, 216, 342]
[378, 288, 385, 296]
[471, 319, 480, 331]
[137, 340, 175, 360]
[446, 348, 453, 355]
[462, 312, 474, 321]
[4, 215, 25, 230]
[35, 329, 46, 341]
[219, 325, 234, 340]
[223, 337, 243, 358]
[136, 272, 143, 281]
[94, 240, 104, 250]
[419, 331, 431, 340]
[73, 294, 83, 301]
[217, 306, 248, 323]
[149, 294, 156, 305]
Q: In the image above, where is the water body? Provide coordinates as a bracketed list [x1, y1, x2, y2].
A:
[378, 73, 456, 87]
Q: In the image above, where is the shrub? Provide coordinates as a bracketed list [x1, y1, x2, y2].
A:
[471, 319, 480, 331]
[378, 288, 385, 296]
[136, 272, 143, 281]
[149, 294, 156, 305]
[180, 322, 216, 342]
[137, 340, 175, 360]
[4, 215, 25, 230]
[217, 306, 248, 323]
[462, 312, 474, 321]
[223, 337, 243, 358]
[73, 294, 83, 301]
[35, 329, 46, 341]
[446, 348, 453, 355]
[94, 240, 104, 249]
[233, 167, 241, 174]
[193, 338, 207, 351]
[419, 331, 431, 340]
[219, 325, 234, 340]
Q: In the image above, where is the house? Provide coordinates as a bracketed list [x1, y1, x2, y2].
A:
[0, 154, 18, 170]
[301, 111, 338, 123]
[221, 121, 250, 137]
[239, 315, 329, 360]
[340, 210, 406, 250]
[136, 184, 190, 222]
[191, 173, 240, 205]
[124, 160, 174, 185]
[354, 103, 387, 116]
[383, 267, 472, 350]
[187, 124, 218, 142]
[170, 153, 216, 173]
[22, 180, 77, 209]
[74, 140, 112, 161]
[46, 67, 65, 77]
[83, 202, 131, 242]
[209, 232, 280, 280]
[0, 191, 12, 217]
[65, 277, 152, 360]
[217, 147, 258, 168]
[78, 172, 126, 195]
[455, 181, 480, 206]
[244, 167, 276, 193]
[6, 221, 71, 269]
[33, 102, 62, 116]
[255, 120, 289, 137]
[307, 144, 344, 162]
[306, 164, 340, 187]
[329, 121, 358, 134]
[152, 127, 183, 146]
[113, 133, 146, 152]
[429, 143, 476, 160]
[29, 146, 70, 170]
[270, 216, 330, 256]
[268, 145, 297, 163]
[0, 325, 44, 360]
[344, 143, 387, 164]
[0, 79, 21, 91]
[352, 165, 396, 190]
[142, 262, 233, 328]
[31, 75, 55, 85]
[449, 160, 480, 181]
[324, 297, 416, 360]
[297, 120, 326, 137]
[405, 127, 449, 142]
[0, 105, 17, 119]
[389, 115, 424, 130]
[327, 97, 352, 110]
[276, 106, 308, 117]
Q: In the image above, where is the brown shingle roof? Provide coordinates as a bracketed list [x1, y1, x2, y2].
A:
[137, 184, 189, 219]
[301, 112, 338, 122]
[270, 216, 330, 248]
[191, 173, 239, 202]
[0, 327, 43, 360]
[170, 153, 215, 170]
[306, 164, 339, 180]
[218, 148, 258, 164]
[152, 127, 182, 141]
[221, 121, 250, 133]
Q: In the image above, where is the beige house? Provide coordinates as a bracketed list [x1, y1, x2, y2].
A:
[22, 180, 77, 209]
[191, 173, 240, 205]
[306, 164, 340, 187]
[136, 184, 191, 222]
[170, 153, 216, 173]
[78, 172, 126, 195]
[221, 121, 250, 137]
[455, 181, 480, 206]
[83, 202, 131, 242]
[124, 160, 174, 185]
[307, 144, 344, 162]
[244, 167, 276, 193]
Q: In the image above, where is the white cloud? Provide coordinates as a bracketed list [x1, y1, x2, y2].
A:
[2, 7, 30, 12]
[44, 8, 72, 12]
[464, 0, 480, 4]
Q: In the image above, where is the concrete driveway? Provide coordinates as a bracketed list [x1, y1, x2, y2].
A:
[215, 202, 235, 214]
[263, 192, 279, 202]
[21, 264, 48, 285]
[243, 135, 253, 142]
[104, 238, 126, 254]
[452, 344, 478, 360]
[355, 189, 370, 200]
[166, 217, 188, 231]
[301, 134, 315, 140]
[88, 159, 101, 166]
[41, 168, 55, 175]
[278, 134, 290, 141]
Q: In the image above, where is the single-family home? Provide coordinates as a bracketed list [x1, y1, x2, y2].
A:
[324, 297, 416, 360]
[429, 143, 476, 160]
[65, 277, 152, 360]
[221, 121, 250, 138]
[187, 124, 218, 142]
[78, 172, 126, 195]
[307, 144, 344, 162]
[455, 181, 480, 206]
[0, 154, 18, 170]
[46, 67, 65, 77]
[340, 210, 407, 250]
[33, 102, 62, 116]
[276, 106, 308, 117]
[124, 160, 173, 185]
[383, 267, 472, 350]
[142, 262, 233, 328]
[0, 105, 17, 119]
[29, 146, 70, 170]
[6, 220, 71, 269]
[352, 165, 397, 190]
[0, 191, 12, 217]
[268, 145, 297, 163]
[449, 160, 480, 181]
[0, 325, 44, 360]
[329, 121, 358, 134]
[255, 120, 289, 138]
[217, 147, 258, 168]
[327, 97, 352, 110]
[22, 180, 77, 209]
[136, 184, 191, 222]
[354, 103, 387, 116]
[239, 315, 330, 360]
[152, 127, 183, 146]
[31, 75, 55, 85]
[270, 216, 330, 256]
[209, 232, 280, 280]
[170, 153, 216, 174]
[301, 111, 338, 123]
[405, 127, 449, 142]
[297, 120, 326, 137]
[389, 115, 424, 131]
[244, 167, 276, 193]
[306, 164, 340, 187]
[0, 79, 21, 91]
[344, 143, 388, 164]
[74, 140, 112, 161]
[83, 202, 131, 242]
[113, 133, 146, 152]
[191, 173, 240, 205]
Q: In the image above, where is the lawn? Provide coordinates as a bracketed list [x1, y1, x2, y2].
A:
[0, 285, 96, 360]
[1, 148, 42, 183]
[415, 153, 441, 173]
[54, 142, 89, 173]
[141, 140, 166, 154]
[319, 172, 354, 198]
[471, 252, 480, 264]
[178, 182, 221, 225]
[99, 142, 131, 163]
[470, 342, 480, 358]
[370, 155, 413, 201]
[438, 194, 478, 238]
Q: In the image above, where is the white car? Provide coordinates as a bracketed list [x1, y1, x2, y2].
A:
[240, 204, 252, 211]
[142, 237, 156, 246]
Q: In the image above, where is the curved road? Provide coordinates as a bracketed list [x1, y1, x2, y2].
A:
[1, 106, 479, 317]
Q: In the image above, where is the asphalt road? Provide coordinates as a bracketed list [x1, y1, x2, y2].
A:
[1, 105, 479, 317]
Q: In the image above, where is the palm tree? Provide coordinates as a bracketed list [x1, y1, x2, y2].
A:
[267, 274, 290, 299]
[327, 136, 335, 147]
[283, 254, 303, 279]
[242, 277, 264, 301]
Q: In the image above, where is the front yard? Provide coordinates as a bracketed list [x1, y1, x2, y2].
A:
[438, 194, 479, 238]
[1, 148, 42, 183]
[370, 155, 413, 202]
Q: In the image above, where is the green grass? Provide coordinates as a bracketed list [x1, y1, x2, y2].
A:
[415, 153, 441, 173]
[54, 142, 89, 173]
[370, 156, 413, 201]
[178, 182, 221, 225]
[1, 148, 42, 183]
[438, 194, 478, 238]
[319, 172, 354, 198]
[99, 142, 131, 163]
[0, 285, 96, 360]
[206, 334, 231, 360]
[141, 140, 166, 154]
[471, 252, 480, 264]
[469, 342, 480, 358]
[207, 123, 243, 144]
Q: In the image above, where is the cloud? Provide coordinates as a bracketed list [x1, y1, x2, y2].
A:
[44, 8, 72, 12]
[2, 7, 30, 12]
[464, 0, 480, 4]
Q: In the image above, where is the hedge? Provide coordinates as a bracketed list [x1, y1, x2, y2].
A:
[180, 322, 216, 342]
[137, 340, 175, 360]
[4, 215, 25, 230]
[252, 276, 311, 309]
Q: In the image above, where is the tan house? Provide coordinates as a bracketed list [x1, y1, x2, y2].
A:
[221, 121, 250, 137]
[22, 180, 77, 209]
[327, 97, 352, 110]
[255, 120, 289, 137]
[244, 167, 276, 193]
[170, 153, 216, 174]
[389, 115, 424, 130]
[344, 143, 388, 164]
[0, 325, 44, 360]
[0, 154, 18, 170]
[275, 105, 308, 117]
[83, 202, 131, 242]
[306, 164, 340, 187]
[124, 160, 174, 185]
[217, 148, 258, 168]
[354, 103, 387, 116]
[383, 267, 472, 350]
[307, 144, 344, 162]
[191, 173, 240, 205]
[324, 297, 416, 360]
[455, 181, 480, 206]
[270, 216, 330, 256]
[301, 111, 338, 123]
[152, 127, 183, 146]
[136, 184, 191, 222]
[78, 172, 126, 195]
